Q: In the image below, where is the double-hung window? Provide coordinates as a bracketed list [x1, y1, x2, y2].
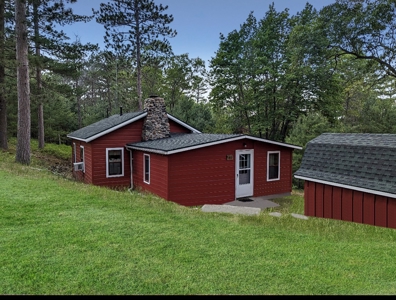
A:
[267, 151, 280, 181]
[144, 154, 150, 184]
[106, 148, 124, 177]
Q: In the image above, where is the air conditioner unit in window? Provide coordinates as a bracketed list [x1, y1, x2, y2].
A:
[73, 162, 84, 171]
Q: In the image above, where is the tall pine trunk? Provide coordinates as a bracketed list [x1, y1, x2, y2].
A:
[134, 0, 142, 110]
[15, 0, 31, 165]
[33, 0, 44, 149]
[0, 0, 7, 150]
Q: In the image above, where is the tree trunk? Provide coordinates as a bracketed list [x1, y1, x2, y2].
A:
[76, 79, 82, 128]
[0, 0, 7, 150]
[15, 0, 31, 165]
[134, 0, 142, 110]
[34, 0, 44, 149]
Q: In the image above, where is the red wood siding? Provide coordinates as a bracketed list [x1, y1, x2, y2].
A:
[388, 200, 396, 229]
[304, 181, 396, 229]
[352, 191, 363, 224]
[70, 117, 192, 187]
[341, 188, 353, 222]
[375, 195, 388, 228]
[131, 139, 294, 206]
[332, 187, 342, 220]
[363, 193, 375, 226]
[169, 120, 192, 133]
[304, 181, 315, 217]
[323, 185, 333, 219]
[253, 142, 293, 197]
[315, 183, 324, 217]
[132, 151, 168, 200]
[167, 141, 237, 206]
[89, 119, 145, 188]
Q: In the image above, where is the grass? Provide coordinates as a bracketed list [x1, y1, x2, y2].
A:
[1, 141, 396, 295]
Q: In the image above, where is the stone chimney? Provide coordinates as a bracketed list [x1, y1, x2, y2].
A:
[142, 96, 170, 141]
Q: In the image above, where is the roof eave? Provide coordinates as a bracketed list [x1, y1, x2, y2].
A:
[294, 175, 396, 199]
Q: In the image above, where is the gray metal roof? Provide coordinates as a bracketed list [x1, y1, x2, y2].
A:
[127, 133, 241, 153]
[67, 111, 146, 141]
[294, 133, 396, 195]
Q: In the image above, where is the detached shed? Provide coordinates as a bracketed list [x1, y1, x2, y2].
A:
[294, 133, 396, 229]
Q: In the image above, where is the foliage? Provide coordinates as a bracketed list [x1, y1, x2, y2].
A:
[319, 0, 396, 78]
[285, 112, 336, 188]
[170, 96, 215, 133]
[94, 0, 177, 109]
[209, 4, 343, 141]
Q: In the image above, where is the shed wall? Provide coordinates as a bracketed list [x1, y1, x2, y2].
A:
[304, 181, 396, 229]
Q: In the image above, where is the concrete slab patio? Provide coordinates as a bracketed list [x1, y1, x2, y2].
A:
[201, 193, 290, 215]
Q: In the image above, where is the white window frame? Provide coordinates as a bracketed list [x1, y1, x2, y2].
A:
[73, 143, 76, 163]
[144, 154, 150, 184]
[106, 148, 124, 178]
[80, 145, 85, 173]
[267, 151, 280, 181]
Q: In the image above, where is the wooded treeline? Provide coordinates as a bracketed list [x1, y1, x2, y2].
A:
[2, 0, 396, 169]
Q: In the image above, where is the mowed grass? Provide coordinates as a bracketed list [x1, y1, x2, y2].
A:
[1, 143, 396, 295]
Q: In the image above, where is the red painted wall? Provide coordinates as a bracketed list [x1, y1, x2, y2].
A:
[169, 120, 192, 133]
[253, 142, 293, 197]
[72, 140, 92, 184]
[131, 138, 295, 206]
[70, 118, 192, 188]
[132, 151, 168, 200]
[304, 181, 396, 229]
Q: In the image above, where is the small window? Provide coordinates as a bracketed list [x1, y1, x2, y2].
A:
[80, 145, 85, 172]
[144, 154, 150, 184]
[106, 148, 124, 177]
[267, 151, 280, 181]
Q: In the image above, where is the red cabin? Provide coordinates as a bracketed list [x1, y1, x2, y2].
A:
[294, 133, 396, 229]
[67, 96, 301, 206]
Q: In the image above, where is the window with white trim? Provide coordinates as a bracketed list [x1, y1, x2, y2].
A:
[80, 145, 85, 172]
[267, 151, 280, 181]
[106, 148, 124, 177]
[144, 154, 150, 184]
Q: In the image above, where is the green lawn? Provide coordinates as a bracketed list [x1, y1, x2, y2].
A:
[1, 144, 396, 295]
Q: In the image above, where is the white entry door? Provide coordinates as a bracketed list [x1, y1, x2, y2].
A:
[235, 149, 254, 198]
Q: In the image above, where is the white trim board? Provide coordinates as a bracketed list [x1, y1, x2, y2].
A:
[294, 175, 396, 199]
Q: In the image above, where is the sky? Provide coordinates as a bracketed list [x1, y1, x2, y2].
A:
[61, 0, 336, 64]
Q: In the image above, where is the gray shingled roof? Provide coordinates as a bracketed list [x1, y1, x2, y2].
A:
[127, 133, 241, 152]
[67, 111, 146, 141]
[294, 133, 396, 195]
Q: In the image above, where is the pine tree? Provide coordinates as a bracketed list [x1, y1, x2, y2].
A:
[94, 0, 176, 110]
[0, 0, 7, 150]
[30, 0, 95, 148]
[15, 0, 30, 164]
